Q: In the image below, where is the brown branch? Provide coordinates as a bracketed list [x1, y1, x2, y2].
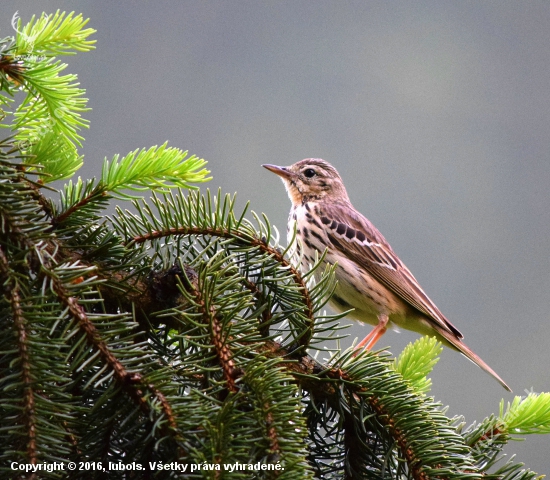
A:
[50, 186, 108, 226]
[210, 314, 237, 393]
[478, 425, 503, 443]
[63, 421, 80, 455]
[370, 396, 427, 480]
[180, 266, 238, 395]
[130, 225, 315, 348]
[0, 247, 37, 468]
[465, 420, 507, 458]
[47, 273, 179, 438]
[25, 178, 56, 219]
[265, 406, 281, 460]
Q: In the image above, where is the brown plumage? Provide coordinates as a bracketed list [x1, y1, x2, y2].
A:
[263, 158, 511, 391]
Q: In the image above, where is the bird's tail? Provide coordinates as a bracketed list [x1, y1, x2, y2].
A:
[436, 328, 512, 392]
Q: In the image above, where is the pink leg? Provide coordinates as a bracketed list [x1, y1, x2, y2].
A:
[355, 314, 389, 352]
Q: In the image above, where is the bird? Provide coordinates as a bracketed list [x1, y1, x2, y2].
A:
[263, 158, 511, 391]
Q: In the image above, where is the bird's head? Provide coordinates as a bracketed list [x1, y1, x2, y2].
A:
[263, 158, 350, 205]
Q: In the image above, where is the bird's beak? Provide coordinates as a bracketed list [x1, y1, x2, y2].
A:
[262, 164, 294, 180]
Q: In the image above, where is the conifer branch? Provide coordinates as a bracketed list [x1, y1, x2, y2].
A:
[182, 267, 238, 394]
[46, 271, 178, 436]
[14, 11, 96, 57]
[0, 247, 37, 467]
[52, 184, 107, 226]
[265, 407, 281, 459]
[101, 144, 210, 197]
[129, 223, 316, 348]
[52, 145, 210, 227]
[258, 340, 474, 479]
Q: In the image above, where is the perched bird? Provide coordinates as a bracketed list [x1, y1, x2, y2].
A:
[263, 159, 511, 391]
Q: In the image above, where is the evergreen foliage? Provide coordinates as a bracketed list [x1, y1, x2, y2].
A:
[1, 11, 549, 479]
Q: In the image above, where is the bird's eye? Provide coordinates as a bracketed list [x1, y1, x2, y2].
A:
[303, 168, 316, 178]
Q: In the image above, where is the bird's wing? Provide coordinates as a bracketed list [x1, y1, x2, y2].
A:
[319, 202, 463, 339]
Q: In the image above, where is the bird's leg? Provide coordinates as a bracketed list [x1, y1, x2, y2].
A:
[355, 314, 389, 352]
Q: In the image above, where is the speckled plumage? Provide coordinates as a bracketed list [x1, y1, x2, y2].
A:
[264, 158, 510, 391]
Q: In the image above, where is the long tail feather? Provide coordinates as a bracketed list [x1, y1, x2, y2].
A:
[435, 328, 511, 392]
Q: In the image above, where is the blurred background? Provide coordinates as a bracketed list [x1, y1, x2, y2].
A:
[3, 1, 549, 472]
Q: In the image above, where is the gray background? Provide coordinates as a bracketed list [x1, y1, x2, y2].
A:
[3, 1, 549, 472]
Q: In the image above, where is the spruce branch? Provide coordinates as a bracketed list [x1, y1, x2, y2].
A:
[132, 222, 316, 347]
[52, 146, 210, 229]
[178, 263, 239, 395]
[393, 336, 442, 395]
[24, 128, 83, 183]
[259, 341, 479, 479]
[13, 11, 96, 57]
[0, 246, 37, 467]
[7, 220, 180, 446]
[499, 393, 550, 436]
[0, 11, 95, 182]
[101, 143, 211, 197]
[14, 58, 89, 147]
[121, 189, 317, 349]
[462, 392, 550, 474]
[47, 269, 178, 435]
